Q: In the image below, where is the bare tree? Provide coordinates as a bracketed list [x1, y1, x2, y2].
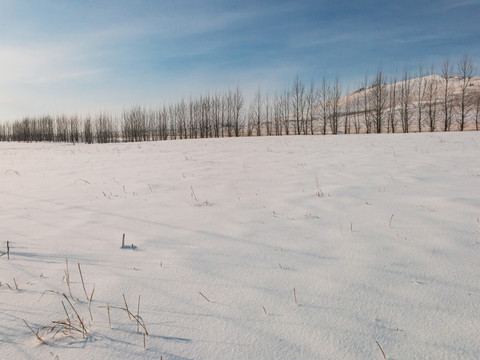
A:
[362, 75, 373, 133]
[122, 106, 146, 142]
[188, 98, 198, 139]
[369, 68, 387, 133]
[318, 77, 331, 135]
[211, 94, 220, 138]
[344, 89, 351, 134]
[415, 64, 428, 132]
[330, 77, 342, 134]
[176, 99, 187, 139]
[220, 93, 226, 138]
[56, 115, 69, 142]
[225, 90, 234, 137]
[281, 86, 290, 135]
[400, 67, 412, 133]
[95, 112, 113, 143]
[247, 103, 255, 136]
[253, 88, 263, 136]
[199, 95, 211, 138]
[474, 88, 480, 131]
[457, 54, 476, 131]
[292, 75, 305, 135]
[388, 73, 398, 133]
[160, 106, 169, 140]
[305, 80, 316, 135]
[83, 116, 93, 144]
[441, 59, 454, 131]
[0, 121, 11, 141]
[425, 67, 439, 132]
[273, 92, 282, 135]
[265, 92, 272, 136]
[232, 87, 244, 137]
[352, 89, 361, 134]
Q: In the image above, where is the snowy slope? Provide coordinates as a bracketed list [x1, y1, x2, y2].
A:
[1, 132, 480, 359]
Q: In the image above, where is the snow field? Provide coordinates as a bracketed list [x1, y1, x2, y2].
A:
[1, 132, 480, 359]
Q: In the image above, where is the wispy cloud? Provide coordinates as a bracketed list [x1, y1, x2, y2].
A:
[0, 43, 110, 85]
[435, 0, 480, 11]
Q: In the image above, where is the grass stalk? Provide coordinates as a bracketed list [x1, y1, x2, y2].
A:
[107, 303, 111, 328]
[199, 291, 211, 302]
[137, 295, 141, 332]
[123, 294, 132, 320]
[77, 262, 89, 301]
[65, 259, 75, 301]
[376, 340, 387, 359]
[23, 319, 47, 345]
[88, 284, 95, 321]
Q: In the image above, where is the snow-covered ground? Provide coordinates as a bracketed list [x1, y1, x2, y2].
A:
[1, 132, 479, 359]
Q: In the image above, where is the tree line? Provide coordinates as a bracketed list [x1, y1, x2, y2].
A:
[1, 55, 479, 143]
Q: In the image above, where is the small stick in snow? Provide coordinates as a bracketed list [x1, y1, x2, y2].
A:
[123, 294, 132, 320]
[389, 214, 394, 228]
[88, 284, 95, 321]
[199, 292, 211, 302]
[61, 301, 71, 323]
[191, 186, 199, 203]
[98, 304, 148, 335]
[314, 176, 324, 197]
[293, 288, 297, 305]
[7, 241, 10, 260]
[78, 262, 89, 301]
[65, 259, 75, 301]
[107, 303, 111, 328]
[13, 278, 19, 291]
[137, 295, 141, 332]
[375, 340, 387, 359]
[143, 331, 146, 350]
[122, 233, 125, 248]
[263, 306, 267, 315]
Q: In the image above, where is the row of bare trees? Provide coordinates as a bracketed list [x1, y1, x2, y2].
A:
[1, 56, 479, 143]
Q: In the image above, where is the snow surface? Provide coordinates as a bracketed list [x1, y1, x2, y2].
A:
[1, 132, 480, 359]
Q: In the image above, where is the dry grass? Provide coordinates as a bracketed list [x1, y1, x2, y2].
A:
[42, 290, 88, 337]
[77, 262, 89, 301]
[98, 302, 149, 335]
[64, 259, 77, 301]
[19, 258, 149, 350]
[376, 340, 387, 359]
[199, 291, 211, 302]
[23, 319, 47, 345]
[315, 177, 324, 197]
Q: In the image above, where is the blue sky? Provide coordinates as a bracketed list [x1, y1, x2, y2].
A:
[0, 0, 479, 121]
